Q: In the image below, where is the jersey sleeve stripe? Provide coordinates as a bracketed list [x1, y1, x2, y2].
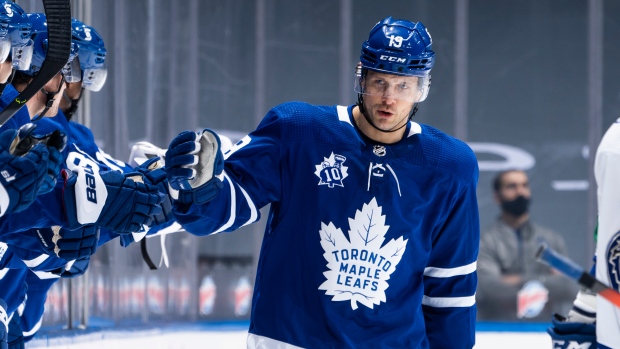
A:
[238, 183, 258, 227]
[22, 254, 50, 268]
[31, 270, 61, 280]
[423, 261, 477, 278]
[422, 294, 476, 308]
[213, 172, 237, 234]
[22, 317, 43, 337]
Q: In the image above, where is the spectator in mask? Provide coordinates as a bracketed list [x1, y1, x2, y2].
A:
[476, 169, 579, 321]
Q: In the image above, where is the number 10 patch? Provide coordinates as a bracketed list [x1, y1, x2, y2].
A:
[315, 152, 348, 188]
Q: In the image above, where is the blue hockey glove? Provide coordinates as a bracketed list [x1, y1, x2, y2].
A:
[34, 225, 99, 260]
[134, 157, 174, 225]
[48, 255, 91, 278]
[0, 127, 50, 217]
[165, 129, 223, 205]
[0, 298, 8, 349]
[547, 313, 596, 349]
[62, 168, 165, 233]
[29, 118, 68, 194]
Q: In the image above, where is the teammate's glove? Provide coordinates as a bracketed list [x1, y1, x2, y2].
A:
[62, 168, 165, 233]
[0, 127, 50, 217]
[29, 118, 68, 194]
[134, 157, 174, 225]
[52, 255, 91, 278]
[165, 129, 224, 205]
[34, 225, 99, 260]
[547, 313, 596, 349]
[0, 298, 8, 349]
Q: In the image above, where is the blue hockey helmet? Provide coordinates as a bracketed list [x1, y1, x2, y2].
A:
[24, 13, 80, 81]
[71, 18, 107, 91]
[0, 0, 33, 69]
[355, 17, 435, 103]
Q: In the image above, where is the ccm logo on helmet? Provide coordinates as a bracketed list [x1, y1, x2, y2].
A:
[379, 55, 407, 63]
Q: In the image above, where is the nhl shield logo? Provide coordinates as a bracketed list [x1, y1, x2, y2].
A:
[607, 231, 620, 291]
[315, 153, 348, 188]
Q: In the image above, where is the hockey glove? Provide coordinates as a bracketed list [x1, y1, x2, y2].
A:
[165, 129, 223, 205]
[0, 298, 7, 349]
[547, 313, 596, 349]
[0, 127, 50, 217]
[62, 168, 165, 233]
[134, 157, 174, 225]
[29, 118, 68, 194]
[35, 225, 99, 260]
[50, 255, 91, 278]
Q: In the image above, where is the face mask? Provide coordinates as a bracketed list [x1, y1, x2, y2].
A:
[500, 195, 530, 217]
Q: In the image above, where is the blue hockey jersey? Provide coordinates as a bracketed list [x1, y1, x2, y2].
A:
[173, 102, 480, 349]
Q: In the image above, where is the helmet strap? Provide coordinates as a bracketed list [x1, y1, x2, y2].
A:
[0, 69, 15, 97]
[63, 87, 84, 121]
[33, 75, 65, 121]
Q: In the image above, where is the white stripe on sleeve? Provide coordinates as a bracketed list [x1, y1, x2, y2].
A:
[213, 172, 237, 234]
[422, 294, 476, 308]
[423, 261, 477, 278]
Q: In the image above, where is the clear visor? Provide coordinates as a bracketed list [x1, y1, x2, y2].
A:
[354, 70, 430, 103]
[62, 57, 82, 83]
[11, 39, 33, 71]
[82, 67, 107, 91]
[0, 37, 10, 64]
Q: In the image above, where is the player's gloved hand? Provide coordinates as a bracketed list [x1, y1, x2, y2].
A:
[30, 118, 68, 194]
[547, 313, 596, 349]
[62, 168, 165, 233]
[134, 157, 173, 225]
[165, 129, 223, 205]
[0, 298, 8, 349]
[0, 127, 51, 217]
[50, 255, 91, 278]
[34, 225, 99, 260]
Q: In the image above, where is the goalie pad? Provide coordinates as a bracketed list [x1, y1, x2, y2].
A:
[166, 129, 224, 205]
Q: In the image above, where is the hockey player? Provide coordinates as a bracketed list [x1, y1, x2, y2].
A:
[0, 18, 173, 347]
[166, 16, 479, 348]
[548, 119, 620, 349]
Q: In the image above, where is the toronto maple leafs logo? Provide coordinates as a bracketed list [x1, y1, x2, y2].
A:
[318, 198, 408, 310]
[607, 231, 620, 291]
[314, 153, 348, 188]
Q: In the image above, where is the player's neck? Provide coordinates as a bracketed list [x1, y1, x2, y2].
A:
[501, 212, 529, 230]
[352, 106, 406, 144]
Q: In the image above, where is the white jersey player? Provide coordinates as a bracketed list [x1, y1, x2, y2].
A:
[593, 118, 620, 349]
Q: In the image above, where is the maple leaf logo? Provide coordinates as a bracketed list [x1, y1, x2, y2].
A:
[318, 198, 408, 310]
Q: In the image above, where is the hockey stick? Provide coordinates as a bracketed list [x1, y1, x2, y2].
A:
[536, 243, 620, 308]
[0, 0, 72, 127]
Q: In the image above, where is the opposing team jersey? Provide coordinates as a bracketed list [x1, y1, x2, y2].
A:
[173, 102, 480, 349]
[594, 118, 620, 349]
